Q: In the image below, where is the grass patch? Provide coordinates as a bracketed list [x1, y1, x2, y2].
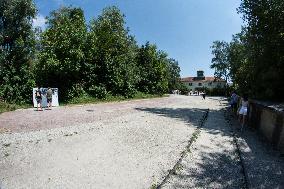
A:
[62, 93, 169, 106]
[0, 101, 30, 114]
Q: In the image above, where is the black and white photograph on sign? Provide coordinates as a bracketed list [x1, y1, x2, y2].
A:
[33, 88, 59, 107]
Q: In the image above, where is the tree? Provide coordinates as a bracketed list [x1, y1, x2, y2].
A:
[0, 0, 36, 103]
[210, 41, 230, 84]
[87, 6, 138, 97]
[237, 0, 284, 100]
[0, 3, 181, 103]
[227, 31, 252, 95]
[136, 42, 168, 94]
[166, 58, 181, 92]
[36, 6, 87, 100]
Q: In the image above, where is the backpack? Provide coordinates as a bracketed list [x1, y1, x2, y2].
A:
[35, 90, 41, 98]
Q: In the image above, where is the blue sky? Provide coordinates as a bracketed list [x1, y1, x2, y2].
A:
[33, 0, 243, 77]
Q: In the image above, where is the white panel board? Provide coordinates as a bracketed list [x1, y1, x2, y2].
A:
[33, 88, 59, 107]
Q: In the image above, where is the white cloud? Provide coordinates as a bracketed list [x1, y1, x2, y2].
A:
[32, 14, 46, 29]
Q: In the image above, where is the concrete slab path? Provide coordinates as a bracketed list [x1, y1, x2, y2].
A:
[160, 98, 244, 188]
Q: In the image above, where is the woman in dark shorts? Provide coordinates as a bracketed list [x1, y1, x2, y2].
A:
[35, 87, 43, 111]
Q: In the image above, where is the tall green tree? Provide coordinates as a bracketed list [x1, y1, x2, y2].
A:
[0, 0, 36, 103]
[36, 6, 87, 100]
[87, 6, 138, 97]
[210, 41, 230, 84]
[166, 58, 181, 92]
[136, 42, 168, 94]
[237, 0, 284, 100]
[227, 31, 252, 95]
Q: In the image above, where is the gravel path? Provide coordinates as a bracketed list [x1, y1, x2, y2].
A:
[228, 111, 284, 189]
[160, 98, 244, 188]
[1, 96, 283, 189]
[0, 95, 208, 189]
[0, 97, 184, 133]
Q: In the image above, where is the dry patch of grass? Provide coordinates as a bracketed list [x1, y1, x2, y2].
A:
[0, 101, 30, 114]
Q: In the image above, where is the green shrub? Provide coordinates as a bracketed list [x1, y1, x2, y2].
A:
[88, 85, 108, 99]
[66, 84, 86, 100]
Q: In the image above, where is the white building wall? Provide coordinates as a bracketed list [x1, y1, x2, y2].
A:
[183, 81, 226, 91]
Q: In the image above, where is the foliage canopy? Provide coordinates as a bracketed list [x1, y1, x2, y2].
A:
[0, 4, 181, 103]
[211, 0, 284, 101]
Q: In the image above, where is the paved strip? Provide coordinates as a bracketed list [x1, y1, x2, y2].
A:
[157, 109, 209, 189]
[228, 111, 284, 189]
[161, 99, 245, 188]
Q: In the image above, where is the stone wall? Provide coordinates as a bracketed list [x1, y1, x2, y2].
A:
[248, 100, 284, 154]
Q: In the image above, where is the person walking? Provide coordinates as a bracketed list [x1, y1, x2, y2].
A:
[202, 91, 206, 100]
[46, 87, 53, 110]
[230, 91, 239, 114]
[238, 94, 248, 131]
[35, 87, 43, 111]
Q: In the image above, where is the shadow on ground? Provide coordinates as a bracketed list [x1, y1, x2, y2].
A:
[136, 105, 284, 189]
[136, 106, 243, 188]
[135, 107, 208, 127]
[171, 151, 243, 188]
[227, 109, 284, 189]
[170, 108, 243, 189]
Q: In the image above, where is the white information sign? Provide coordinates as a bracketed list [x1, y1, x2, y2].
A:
[33, 88, 59, 107]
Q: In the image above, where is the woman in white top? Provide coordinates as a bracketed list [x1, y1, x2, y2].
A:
[238, 94, 248, 131]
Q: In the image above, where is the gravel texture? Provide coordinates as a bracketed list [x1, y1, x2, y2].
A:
[160, 97, 244, 189]
[1, 95, 283, 189]
[0, 95, 208, 189]
[228, 111, 284, 189]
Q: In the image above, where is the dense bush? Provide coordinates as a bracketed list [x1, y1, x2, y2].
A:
[88, 85, 108, 99]
[204, 87, 226, 96]
[179, 83, 190, 95]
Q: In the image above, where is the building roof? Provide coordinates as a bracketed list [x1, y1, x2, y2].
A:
[181, 77, 226, 82]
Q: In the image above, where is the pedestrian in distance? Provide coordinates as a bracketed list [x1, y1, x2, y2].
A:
[238, 93, 248, 132]
[35, 86, 43, 111]
[46, 87, 53, 110]
[230, 91, 239, 114]
[202, 91, 206, 100]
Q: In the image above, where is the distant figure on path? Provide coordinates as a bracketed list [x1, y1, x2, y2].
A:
[46, 87, 53, 110]
[230, 91, 239, 114]
[35, 87, 43, 111]
[238, 93, 248, 131]
[201, 91, 206, 100]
